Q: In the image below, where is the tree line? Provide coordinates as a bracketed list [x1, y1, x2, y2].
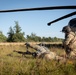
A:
[0, 21, 63, 42]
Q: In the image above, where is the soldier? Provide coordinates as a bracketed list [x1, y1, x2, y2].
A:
[62, 18, 76, 58]
[25, 42, 62, 60]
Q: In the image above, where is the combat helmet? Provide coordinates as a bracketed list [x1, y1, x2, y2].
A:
[68, 18, 76, 32]
[62, 26, 71, 33]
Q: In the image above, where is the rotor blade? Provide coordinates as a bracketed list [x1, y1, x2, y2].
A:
[47, 11, 76, 26]
[0, 6, 76, 13]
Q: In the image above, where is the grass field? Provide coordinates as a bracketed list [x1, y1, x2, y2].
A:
[0, 44, 76, 75]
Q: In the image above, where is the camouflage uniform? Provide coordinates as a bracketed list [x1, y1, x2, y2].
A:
[62, 26, 76, 57]
[25, 43, 57, 60]
[62, 18, 76, 57]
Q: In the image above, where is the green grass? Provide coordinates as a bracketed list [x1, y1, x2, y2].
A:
[0, 45, 76, 75]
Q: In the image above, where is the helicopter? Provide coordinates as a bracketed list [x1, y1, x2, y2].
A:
[0, 5, 76, 26]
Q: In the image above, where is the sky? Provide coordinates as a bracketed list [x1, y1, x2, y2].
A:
[0, 0, 76, 38]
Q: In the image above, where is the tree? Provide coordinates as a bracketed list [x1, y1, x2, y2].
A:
[13, 21, 25, 42]
[7, 21, 25, 42]
[13, 33, 25, 42]
[14, 21, 22, 33]
[7, 27, 14, 42]
[26, 33, 42, 42]
[0, 31, 7, 42]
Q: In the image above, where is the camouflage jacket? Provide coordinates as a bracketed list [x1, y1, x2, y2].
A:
[63, 32, 76, 50]
[28, 44, 50, 53]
